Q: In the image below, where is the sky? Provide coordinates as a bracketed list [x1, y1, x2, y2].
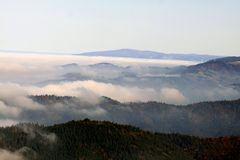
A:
[0, 0, 240, 56]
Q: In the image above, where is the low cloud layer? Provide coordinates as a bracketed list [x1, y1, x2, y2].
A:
[0, 53, 239, 130]
[0, 83, 44, 110]
[0, 119, 19, 127]
[0, 53, 196, 84]
[0, 149, 25, 160]
[0, 83, 45, 119]
[0, 53, 197, 68]
[27, 80, 188, 104]
[0, 80, 187, 126]
[18, 124, 57, 144]
[0, 83, 46, 124]
[0, 124, 56, 160]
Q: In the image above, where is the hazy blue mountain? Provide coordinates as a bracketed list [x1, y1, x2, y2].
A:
[76, 49, 220, 62]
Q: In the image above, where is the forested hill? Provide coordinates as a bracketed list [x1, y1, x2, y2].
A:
[0, 119, 240, 160]
[30, 95, 240, 137]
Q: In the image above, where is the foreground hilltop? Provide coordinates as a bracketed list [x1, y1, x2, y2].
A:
[0, 119, 239, 160]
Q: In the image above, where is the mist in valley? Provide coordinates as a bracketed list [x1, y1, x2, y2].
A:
[0, 53, 240, 137]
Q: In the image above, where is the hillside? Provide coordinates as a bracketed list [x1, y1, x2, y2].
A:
[187, 56, 240, 74]
[30, 95, 240, 137]
[0, 119, 239, 160]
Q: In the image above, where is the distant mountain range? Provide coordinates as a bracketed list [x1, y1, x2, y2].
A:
[77, 49, 221, 62]
[0, 48, 222, 62]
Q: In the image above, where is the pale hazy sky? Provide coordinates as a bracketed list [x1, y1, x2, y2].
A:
[0, 0, 239, 55]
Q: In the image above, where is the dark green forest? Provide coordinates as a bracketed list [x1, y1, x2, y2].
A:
[0, 119, 239, 160]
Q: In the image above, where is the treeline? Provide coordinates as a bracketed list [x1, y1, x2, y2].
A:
[28, 95, 240, 137]
[0, 119, 239, 160]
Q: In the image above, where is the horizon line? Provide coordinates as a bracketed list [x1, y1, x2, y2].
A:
[0, 48, 230, 57]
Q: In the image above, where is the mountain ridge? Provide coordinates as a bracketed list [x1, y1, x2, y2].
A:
[76, 49, 220, 62]
[187, 56, 240, 73]
[29, 95, 240, 137]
